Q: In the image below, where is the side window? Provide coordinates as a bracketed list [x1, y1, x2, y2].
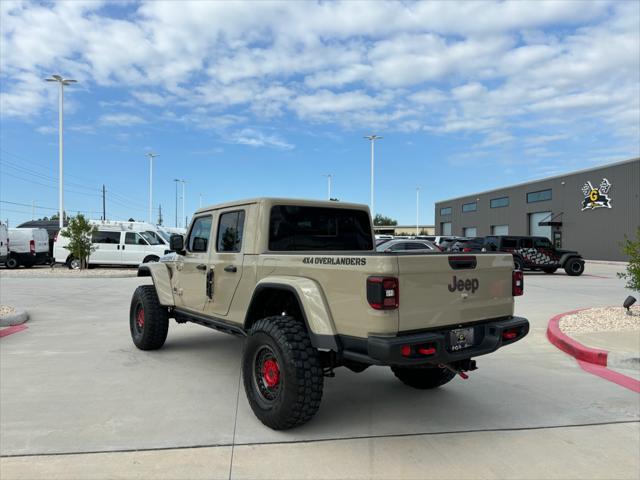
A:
[217, 211, 246, 252]
[534, 237, 552, 248]
[520, 238, 533, 248]
[125, 232, 147, 245]
[187, 216, 213, 253]
[92, 231, 121, 244]
[501, 238, 517, 248]
[389, 243, 407, 251]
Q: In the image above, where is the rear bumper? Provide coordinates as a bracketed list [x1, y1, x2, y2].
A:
[11, 251, 50, 265]
[341, 316, 529, 366]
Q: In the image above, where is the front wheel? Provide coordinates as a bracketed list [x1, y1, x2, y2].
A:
[67, 256, 81, 270]
[564, 258, 585, 276]
[130, 285, 169, 350]
[513, 257, 524, 271]
[242, 316, 324, 430]
[391, 365, 456, 389]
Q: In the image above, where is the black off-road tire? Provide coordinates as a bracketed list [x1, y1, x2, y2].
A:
[391, 365, 456, 389]
[513, 257, 524, 271]
[564, 258, 585, 276]
[242, 316, 324, 430]
[5, 256, 19, 269]
[543, 267, 558, 274]
[130, 285, 169, 350]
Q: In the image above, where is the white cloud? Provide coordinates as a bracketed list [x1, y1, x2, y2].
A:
[99, 113, 146, 126]
[228, 128, 294, 150]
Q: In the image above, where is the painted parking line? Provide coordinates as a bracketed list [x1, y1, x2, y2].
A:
[0, 324, 28, 338]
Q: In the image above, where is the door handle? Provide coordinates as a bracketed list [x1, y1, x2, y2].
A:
[224, 265, 237, 273]
[196, 264, 207, 271]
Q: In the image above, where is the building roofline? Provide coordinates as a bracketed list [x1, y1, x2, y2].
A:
[435, 157, 639, 204]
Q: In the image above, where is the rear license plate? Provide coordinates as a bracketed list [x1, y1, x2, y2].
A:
[449, 327, 475, 351]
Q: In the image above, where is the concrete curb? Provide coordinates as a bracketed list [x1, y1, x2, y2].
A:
[547, 309, 640, 393]
[0, 310, 29, 327]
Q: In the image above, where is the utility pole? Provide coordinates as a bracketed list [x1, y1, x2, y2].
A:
[145, 152, 159, 223]
[181, 180, 186, 228]
[158, 204, 163, 226]
[323, 174, 333, 200]
[173, 179, 180, 227]
[32, 200, 35, 220]
[364, 134, 382, 216]
[102, 184, 106, 220]
[416, 187, 420, 236]
[45, 74, 77, 229]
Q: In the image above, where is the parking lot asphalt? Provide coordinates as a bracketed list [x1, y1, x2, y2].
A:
[1, 263, 639, 479]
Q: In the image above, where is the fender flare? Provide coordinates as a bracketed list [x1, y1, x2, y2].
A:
[559, 253, 583, 267]
[138, 262, 175, 306]
[245, 276, 340, 351]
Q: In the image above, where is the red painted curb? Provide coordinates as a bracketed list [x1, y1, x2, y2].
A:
[0, 324, 28, 338]
[547, 309, 640, 393]
[546, 309, 608, 366]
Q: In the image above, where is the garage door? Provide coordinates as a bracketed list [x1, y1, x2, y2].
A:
[529, 211, 551, 239]
[441, 222, 452, 235]
[463, 227, 477, 237]
[492, 225, 509, 235]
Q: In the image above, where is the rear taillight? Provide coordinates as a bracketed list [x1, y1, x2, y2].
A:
[462, 247, 472, 252]
[367, 276, 399, 310]
[512, 270, 524, 296]
[29, 239, 35, 254]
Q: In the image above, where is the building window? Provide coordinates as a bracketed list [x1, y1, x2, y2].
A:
[441, 222, 452, 236]
[490, 197, 509, 208]
[527, 189, 552, 203]
[440, 207, 452, 216]
[462, 202, 477, 213]
[463, 227, 477, 237]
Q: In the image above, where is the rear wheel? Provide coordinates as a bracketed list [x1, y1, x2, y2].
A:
[391, 365, 456, 389]
[513, 257, 524, 271]
[5, 256, 19, 269]
[130, 285, 169, 350]
[564, 258, 584, 276]
[543, 267, 558, 274]
[67, 256, 81, 270]
[242, 316, 324, 430]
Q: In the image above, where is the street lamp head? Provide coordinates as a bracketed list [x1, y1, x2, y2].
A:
[364, 134, 383, 141]
[45, 75, 77, 85]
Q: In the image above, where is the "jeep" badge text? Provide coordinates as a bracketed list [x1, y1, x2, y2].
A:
[448, 276, 479, 294]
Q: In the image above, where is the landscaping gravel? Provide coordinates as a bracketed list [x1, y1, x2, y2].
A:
[560, 306, 640, 334]
[0, 305, 17, 317]
[0, 265, 137, 278]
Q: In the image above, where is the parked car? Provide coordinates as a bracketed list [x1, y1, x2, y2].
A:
[54, 221, 171, 269]
[157, 227, 187, 243]
[5, 228, 50, 268]
[483, 236, 585, 276]
[376, 239, 440, 252]
[0, 223, 8, 265]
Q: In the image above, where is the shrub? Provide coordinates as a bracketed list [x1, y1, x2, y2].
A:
[61, 215, 96, 269]
[618, 227, 640, 291]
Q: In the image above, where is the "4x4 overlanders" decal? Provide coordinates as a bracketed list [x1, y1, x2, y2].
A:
[302, 256, 367, 266]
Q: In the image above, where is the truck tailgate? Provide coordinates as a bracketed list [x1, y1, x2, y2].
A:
[397, 253, 514, 332]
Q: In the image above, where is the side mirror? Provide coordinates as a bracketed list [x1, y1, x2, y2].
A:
[169, 234, 184, 253]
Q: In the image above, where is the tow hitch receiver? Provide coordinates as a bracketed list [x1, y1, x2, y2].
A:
[439, 359, 477, 380]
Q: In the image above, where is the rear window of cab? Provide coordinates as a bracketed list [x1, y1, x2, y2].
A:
[269, 205, 373, 251]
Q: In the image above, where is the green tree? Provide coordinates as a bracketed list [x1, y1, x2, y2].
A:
[618, 227, 640, 291]
[61, 214, 96, 270]
[373, 214, 398, 226]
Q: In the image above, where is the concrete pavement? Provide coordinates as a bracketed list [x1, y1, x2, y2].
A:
[1, 263, 639, 478]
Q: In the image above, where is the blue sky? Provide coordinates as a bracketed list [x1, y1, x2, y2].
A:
[1, 0, 638, 227]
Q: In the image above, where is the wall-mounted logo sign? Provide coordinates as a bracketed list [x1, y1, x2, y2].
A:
[581, 178, 612, 210]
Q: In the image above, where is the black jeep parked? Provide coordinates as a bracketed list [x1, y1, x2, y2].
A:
[482, 236, 585, 276]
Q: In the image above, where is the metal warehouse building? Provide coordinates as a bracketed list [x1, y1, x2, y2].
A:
[434, 158, 640, 261]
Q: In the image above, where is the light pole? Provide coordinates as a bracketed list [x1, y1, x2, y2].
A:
[178, 179, 187, 228]
[45, 74, 77, 229]
[145, 153, 159, 223]
[323, 174, 333, 200]
[364, 134, 382, 216]
[173, 179, 180, 227]
[416, 187, 420, 236]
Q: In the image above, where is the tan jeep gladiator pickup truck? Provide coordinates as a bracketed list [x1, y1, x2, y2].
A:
[131, 198, 528, 429]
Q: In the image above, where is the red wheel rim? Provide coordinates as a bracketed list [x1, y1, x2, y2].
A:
[136, 307, 145, 329]
[262, 358, 280, 387]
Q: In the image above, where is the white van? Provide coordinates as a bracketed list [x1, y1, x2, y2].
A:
[6, 228, 50, 269]
[0, 223, 8, 265]
[54, 221, 170, 269]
